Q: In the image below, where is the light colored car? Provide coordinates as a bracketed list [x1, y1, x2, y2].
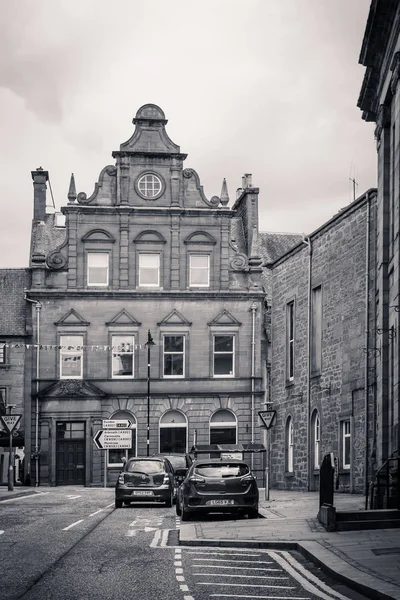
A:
[176, 459, 259, 520]
[115, 457, 175, 508]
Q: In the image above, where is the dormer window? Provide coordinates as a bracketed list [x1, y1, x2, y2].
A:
[87, 252, 109, 287]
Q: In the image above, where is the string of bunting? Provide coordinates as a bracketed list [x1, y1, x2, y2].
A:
[0, 343, 145, 351]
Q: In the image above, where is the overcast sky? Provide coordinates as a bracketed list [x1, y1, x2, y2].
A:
[0, 0, 376, 268]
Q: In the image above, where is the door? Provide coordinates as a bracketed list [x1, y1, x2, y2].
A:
[56, 422, 85, 485]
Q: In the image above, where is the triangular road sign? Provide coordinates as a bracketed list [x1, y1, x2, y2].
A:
[258, 410, 276, 430]
[0, 414, 22, 433]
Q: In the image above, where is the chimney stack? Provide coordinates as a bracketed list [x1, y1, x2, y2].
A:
[31, 167, 49, 221]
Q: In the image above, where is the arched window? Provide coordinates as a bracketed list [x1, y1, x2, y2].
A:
[159, 410, 187, 453]
[209, 409, 237, 445]
[311, 410, 320, 470]
[107, 411, 137, 467]
[285, 416, 294, 473]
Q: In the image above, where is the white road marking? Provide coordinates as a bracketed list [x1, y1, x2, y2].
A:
[89, 509, 103, 517]
[183, 596, 194, 600]
[189, 551, 262, 557]
[126, 530, 137, 537]
[210, 595, 310, 599]
[160, 529, 170, 547]
[129, 520, 137, 526]
[192, 558, 273, 564]
[150, 530, 162, 547]
[269, 551, 350, 600]
[0, 492, 50, 504]
[66, 495, 82, 499]
[105, 502, 114, 508]
[180, 584, 189, 592]
[198, 583, 295, 589]
[174, 561, 182, 567]
[0, 531, 4, 535]
[62, 520, 84, 531]
[194, 565, 281, 572]
[176, 575, 185, 582]
[144, 526, 157, 532]
[193, 573, 288, 580]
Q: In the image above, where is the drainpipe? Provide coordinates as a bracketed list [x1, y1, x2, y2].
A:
[25, 296, 42, 487]
[364, 192, 371, 495]
[302, 236, 312, 491]
[250, 302, 258, 468]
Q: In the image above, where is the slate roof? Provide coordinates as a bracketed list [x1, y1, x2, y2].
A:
[0, 269, 30, 336]
[259, 231, 303, 265]
[30, 213, 66, 264]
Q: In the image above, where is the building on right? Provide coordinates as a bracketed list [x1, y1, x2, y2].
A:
[358, 0, 400, 477]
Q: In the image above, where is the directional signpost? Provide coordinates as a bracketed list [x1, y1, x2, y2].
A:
[94, 429, 132, 488]
[102, 419, 134, 429]
[0, 414, 21, 492]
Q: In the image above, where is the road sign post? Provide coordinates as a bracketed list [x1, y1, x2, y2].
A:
[258, 409, 276, 502]
[93, 429, 132, 488]
[0, 414, 22, 492]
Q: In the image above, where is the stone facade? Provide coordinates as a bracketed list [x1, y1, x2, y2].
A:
[358, 0, 400, 474]
[25, 104, 266, 487]
[268, 191, 377, 493]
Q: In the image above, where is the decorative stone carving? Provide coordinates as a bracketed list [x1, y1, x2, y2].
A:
[77, 166, 117, 204]
[46, 250, 68, 270]
[183, 169, 193, 178]
[59, 380, 85, 396]
[230, 254, 249, 271]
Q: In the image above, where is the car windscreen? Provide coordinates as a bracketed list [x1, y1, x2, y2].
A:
[126, 460, 164, 474]
[194, 463, 250, 478]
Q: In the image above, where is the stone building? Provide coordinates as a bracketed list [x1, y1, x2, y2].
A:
[0, 269, 30, 484]
[24, 104, 266, 487]
[358, 0, 400, 483]
[266, 190, 377, 493]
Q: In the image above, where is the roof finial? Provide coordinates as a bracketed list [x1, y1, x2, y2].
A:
[220, 178, 230, 206]
[68, 173, 77, 203]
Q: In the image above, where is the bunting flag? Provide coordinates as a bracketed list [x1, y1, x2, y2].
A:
[0, 343, 145, 351]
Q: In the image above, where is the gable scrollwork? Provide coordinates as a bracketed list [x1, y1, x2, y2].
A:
[77, 166, 117, 204]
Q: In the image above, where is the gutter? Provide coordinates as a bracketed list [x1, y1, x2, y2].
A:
[364, 192, 371, 495]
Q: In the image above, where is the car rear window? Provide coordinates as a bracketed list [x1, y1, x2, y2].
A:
[126, 460, 164, 474]
[195, 463, 250, 478]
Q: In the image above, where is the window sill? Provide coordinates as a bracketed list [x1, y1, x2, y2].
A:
[0, 364, 11, 369]
[312, 469, 320, 475]
[339, 468, 350, 475]
[310, 373, 321, 380]
[284, 471, 295, 477]
[285, 380, 295, 388]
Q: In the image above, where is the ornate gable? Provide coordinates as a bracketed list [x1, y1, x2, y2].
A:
[54, 309, 90, 326]
[39, 379, 106, 398]
[157, 309, 192, 326]
[105, 309, 142, 327]
[207, 309, 242, 327]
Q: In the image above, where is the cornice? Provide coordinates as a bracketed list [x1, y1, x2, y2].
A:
[112, 151, 188, 160]
[25, 289, 265, 300]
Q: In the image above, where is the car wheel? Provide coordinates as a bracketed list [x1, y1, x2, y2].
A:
[248, 508, 259, 519]
[181, 502, 190, 522]
[115, 498, 123, 509]
[176, 498, 182, 516]
[165, 490, 173, 508]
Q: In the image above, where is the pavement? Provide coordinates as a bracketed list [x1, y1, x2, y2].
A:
[2, 486, 400, 600]
[179, 489, 400, 600]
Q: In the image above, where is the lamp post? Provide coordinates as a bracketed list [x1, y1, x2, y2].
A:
[145, 330, 155, 457]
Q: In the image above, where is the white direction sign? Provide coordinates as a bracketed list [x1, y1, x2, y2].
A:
[102, 419, 134, 429]
[0, 414, 22, 433]
[93, 429, 132, 450]
[258, 410, 276, 430]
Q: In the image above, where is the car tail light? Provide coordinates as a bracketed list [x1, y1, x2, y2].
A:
[189, 475, 205, 483]
[240, 473, 254, 485]
[118, 473, 125, 484]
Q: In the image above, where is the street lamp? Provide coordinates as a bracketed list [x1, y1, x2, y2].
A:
[145, 330, 155, 457]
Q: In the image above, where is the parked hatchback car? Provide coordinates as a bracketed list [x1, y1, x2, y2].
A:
[115, 457, 175, 508]
[153, 453, 193, 490]
[176, 459, 259, 520]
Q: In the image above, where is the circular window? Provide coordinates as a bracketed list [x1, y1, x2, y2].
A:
[137, 173, 163, 199]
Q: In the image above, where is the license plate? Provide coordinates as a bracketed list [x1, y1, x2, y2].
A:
[208, 499, 235, 506]
[133, 490, 154, 496]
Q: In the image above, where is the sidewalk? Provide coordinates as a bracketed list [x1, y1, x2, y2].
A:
[179, 489, 400, 600]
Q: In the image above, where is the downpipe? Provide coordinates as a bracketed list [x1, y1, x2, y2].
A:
[302, 236, 312, 491]
[250, 302, 258, 470]
[364, 192, 371, 496]
[25, 296, 41, 487]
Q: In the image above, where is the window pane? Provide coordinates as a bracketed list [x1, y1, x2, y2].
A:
[0, 343, 5, 364]
[215, 336, 233, 352]
[190, 255, 209, 286]
[214, 354, 233, 375]
[210, 427, 236, 444]
[88, 253, 108, 285]
[164, 336, 183, 352]
[191, 255, 208, 268]
[61, 355, 82, 377]
[60, 336, 83, 379]
[139, 254, 159, 286]
[160, 427, 187, 453]
[140, 254, 159, 267]
[344, 437, 351, 466]
[164, 354, 184, 376]
[112, 336, 134, 377]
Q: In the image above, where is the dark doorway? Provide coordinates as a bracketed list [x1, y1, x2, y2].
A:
[56, 422, 85, 485]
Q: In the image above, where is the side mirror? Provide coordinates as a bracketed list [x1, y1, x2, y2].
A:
[121, 456, 127, 464]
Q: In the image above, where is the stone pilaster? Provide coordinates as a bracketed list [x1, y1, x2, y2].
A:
[220, 217, 230, 290]
[119, 212, 130, 288]
[170, 214, 180, 289]
[67, 212, 78, 289]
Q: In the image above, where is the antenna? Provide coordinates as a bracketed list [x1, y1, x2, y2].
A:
[349, 177, 358, 202]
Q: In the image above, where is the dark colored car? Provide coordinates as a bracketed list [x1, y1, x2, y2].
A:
[115, 457, 175, 508]
[176, 459, 259, 520]
[153, 453, 193, 490]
